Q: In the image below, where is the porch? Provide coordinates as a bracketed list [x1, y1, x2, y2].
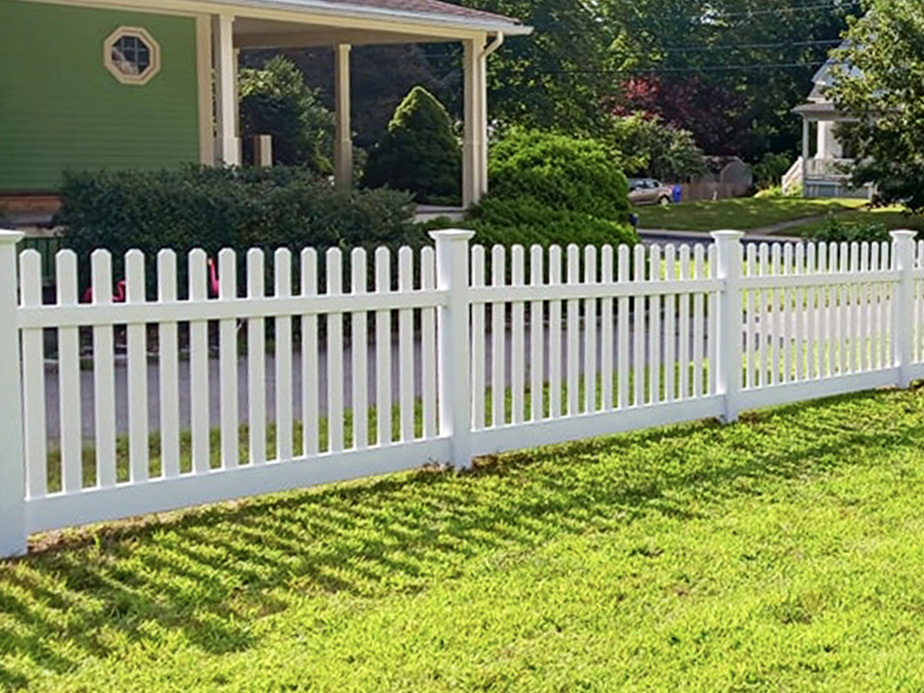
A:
[787, 100, 872, 200]
[212, 1, 530, 208]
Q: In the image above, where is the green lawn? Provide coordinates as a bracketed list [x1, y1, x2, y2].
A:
[5, 387, 924, 690]
[637, 196, 868, 231]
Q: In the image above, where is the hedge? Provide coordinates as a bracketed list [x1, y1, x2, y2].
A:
[57, 166, 426, 293]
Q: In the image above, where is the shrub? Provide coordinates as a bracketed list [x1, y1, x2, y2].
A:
[363, 86, 461, 204]
[808, 213, 893, 244]
[239, 56, 334, 173]
[57, 166, 424, 291]
[753, 152, 793, 188]
[466, 196, 639, 248]
[488, 129, 630, 222]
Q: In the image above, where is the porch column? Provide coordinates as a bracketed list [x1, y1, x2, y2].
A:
[463, 36, 488, 208]
[334, 44, 353, 189]
[801, 118, 810, 196]
[213, 14, 240, 166]
[802, 118, 810, 162]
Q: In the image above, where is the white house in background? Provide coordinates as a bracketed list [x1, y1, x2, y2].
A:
[784, 45, 873, 199]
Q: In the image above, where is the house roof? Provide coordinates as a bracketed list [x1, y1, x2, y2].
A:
[212, 0, 531, 34]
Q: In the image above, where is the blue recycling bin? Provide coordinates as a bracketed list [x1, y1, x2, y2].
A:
[672, 184, 683, 203]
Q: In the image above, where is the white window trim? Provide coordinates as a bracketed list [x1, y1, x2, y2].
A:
[104, 26, 161, 86]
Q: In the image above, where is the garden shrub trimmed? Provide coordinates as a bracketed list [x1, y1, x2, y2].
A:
[466, 196, 639, 248]
[487, 128, 631, 222]
[448, 129, 639, 252]
[363, 86, 461, 205]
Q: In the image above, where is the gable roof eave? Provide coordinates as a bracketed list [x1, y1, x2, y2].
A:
[207, 0, 533, 35]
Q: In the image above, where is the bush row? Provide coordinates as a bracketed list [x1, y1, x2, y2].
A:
[58, 166, 426, 292]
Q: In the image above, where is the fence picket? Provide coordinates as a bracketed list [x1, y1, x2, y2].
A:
[771, 244, 783, 386]
[123, 251, 148, 485]
[583, 245, 597, 413]
[274, 249, 294, 461]
[327, 248, 345, 453]
[189, 249, 210, 474]
[247, 249, 267, 465]
[20, 251, 46, 499]
[492, 245, 507, 427]
[678, 245, 691, 399]
[218, 249, 238, 470]
[648, 245, 661, 405]
[664, 246, 676, 403]
[708, 243, 719, 395]
[692, 245, 705, 397]
[158, 250, 181, 477]
[301, 249, 320, 456]
[782, 244, 794, 383]
[529, 245, 544, 421]
[617, 245, 630, 409]
[633, 244, 645, 407]
[351, 249, 369, 449]
[375, 248, 392, 445]
[421, 247, 437, 439]
[745, 244, 757, 389]
[471, 245, 486, 430]
[566, 245, 580, 415]
[601, 245, 614, 411]
[549, 246, 563, 418]
[398, 247, 415, 443]
[511, 245, 526, 424]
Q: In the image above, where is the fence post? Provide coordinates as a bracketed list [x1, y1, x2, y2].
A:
[0, 229, 27, 558]
[711, 230, 744, 423]
[430, 229, 475, 469]
[891, 230, 916, 388]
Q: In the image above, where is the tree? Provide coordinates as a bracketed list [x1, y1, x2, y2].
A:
[606, 112, 705, 181]
[455, 0, 615, 137]
[239, 56, 334, 172]
[612, 76, 748, 156]
[828, 1, 924, 211]
[601, 0, 854, 159]
[363, 86, 462, 204]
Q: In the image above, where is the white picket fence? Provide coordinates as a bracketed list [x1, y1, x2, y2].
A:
[1, 228, 924, 557]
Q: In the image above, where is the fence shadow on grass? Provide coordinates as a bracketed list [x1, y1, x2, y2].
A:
[2, 387, 923, 687]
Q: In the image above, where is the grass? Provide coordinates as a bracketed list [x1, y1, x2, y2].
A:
[636, 196, 868, 232]
[6, 388, 924, 690]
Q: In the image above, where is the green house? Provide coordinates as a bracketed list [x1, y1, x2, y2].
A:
[0, 0, 530, 220]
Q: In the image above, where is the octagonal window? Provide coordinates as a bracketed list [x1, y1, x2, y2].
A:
[105, 28, 160, 85]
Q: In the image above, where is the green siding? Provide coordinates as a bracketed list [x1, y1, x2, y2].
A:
[0, 0, 201, 192]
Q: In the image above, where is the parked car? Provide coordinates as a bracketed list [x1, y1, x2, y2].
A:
[628, 178, 674, 206]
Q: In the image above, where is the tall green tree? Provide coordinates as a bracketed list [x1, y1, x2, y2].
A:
[829, 1, 924, 211]
[456, 0, 615, 137]
[602, 0, 854, 159]
[363, 86, 462, 204]
[239, 56, 334, 172]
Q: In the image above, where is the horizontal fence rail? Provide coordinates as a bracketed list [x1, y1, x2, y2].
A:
[0, 228, 923, 557]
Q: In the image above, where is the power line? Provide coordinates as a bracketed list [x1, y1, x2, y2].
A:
[545, 60, 846, 75]
[646, 38, 843, 54]
[619, 0, 860, 24]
